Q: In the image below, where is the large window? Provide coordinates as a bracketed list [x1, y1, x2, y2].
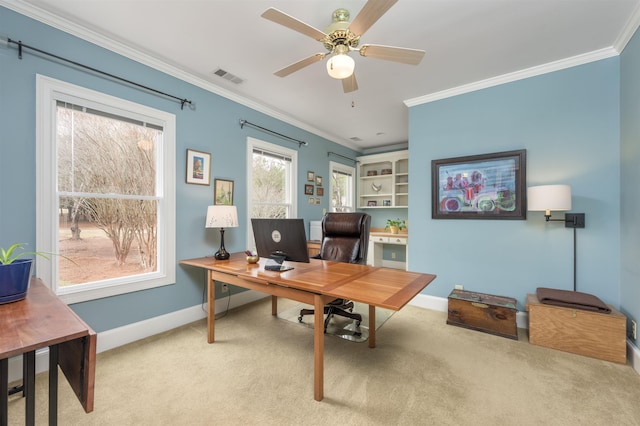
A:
[246, 138, 297, 248]
[329, 161, 355, 212]
[36, 75, 176, 303]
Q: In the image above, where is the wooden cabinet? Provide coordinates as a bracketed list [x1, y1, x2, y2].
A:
[526, 294, 627, 364]
[307, 241, 321, 257]
[357, 150, 408, 209]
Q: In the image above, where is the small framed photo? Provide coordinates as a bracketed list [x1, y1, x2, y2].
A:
[316, 187, 324, 197]
[307, 171, 315, 182]
[308, 197, 315, 204]
[214, 179, 234, 205]
[367, 200, 377, 207]
[383, 200, 391, 206]
[186, 149, 211, 185]
[304, 184, 314, 195]
[315, 198, 321, 205]
[315, 176, 323, 186]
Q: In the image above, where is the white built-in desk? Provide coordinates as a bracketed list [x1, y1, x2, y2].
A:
[367, 230, 408, 270]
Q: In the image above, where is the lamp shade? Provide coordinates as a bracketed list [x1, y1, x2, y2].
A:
[527, 185, 572, 212]
[326, 54, 354, 79]
[205, 205, 238, 228]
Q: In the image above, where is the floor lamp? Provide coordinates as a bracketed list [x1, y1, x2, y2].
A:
[527, 185, 586, 291]
[205, 205, 239, 260]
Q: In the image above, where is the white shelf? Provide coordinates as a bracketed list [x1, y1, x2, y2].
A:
[357, 150, 408, 209]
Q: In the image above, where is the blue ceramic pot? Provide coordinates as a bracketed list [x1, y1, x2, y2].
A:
[0, 259, 33, 304]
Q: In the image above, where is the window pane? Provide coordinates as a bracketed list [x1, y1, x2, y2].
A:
[331, 164, 354, 212]
[252, 151, 290, 209]
[57, 107, 159, 196]
[56, 105, 160, 288]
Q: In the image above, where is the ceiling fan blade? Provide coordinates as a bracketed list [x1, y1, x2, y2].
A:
[359, 44, 425, 65]
[274, 53, 326, 77]
[349, 0, 398, 36]
[342, 73, 358, 93]
[261, 8, 326, 41]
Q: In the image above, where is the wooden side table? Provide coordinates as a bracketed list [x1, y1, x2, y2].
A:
[1, 278, 96, 425]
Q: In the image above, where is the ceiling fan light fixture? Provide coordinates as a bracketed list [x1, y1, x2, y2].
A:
[326, 53, 354, 79]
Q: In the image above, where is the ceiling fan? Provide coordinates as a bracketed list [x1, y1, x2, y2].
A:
[261, 0, 425, 93]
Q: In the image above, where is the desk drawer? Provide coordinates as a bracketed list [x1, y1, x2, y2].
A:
[387, 237, 407, 245]
[371, 236, 388, 243]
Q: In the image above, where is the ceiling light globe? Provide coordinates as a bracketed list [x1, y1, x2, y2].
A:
[326, 54, 354, 79]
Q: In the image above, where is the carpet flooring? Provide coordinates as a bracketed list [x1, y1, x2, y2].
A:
[7, 297, 640, 425]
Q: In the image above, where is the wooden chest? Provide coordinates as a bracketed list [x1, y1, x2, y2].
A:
[447, 289, 518, 340]
[526, 294, 627, 364]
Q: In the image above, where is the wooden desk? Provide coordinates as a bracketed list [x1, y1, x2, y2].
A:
[180, 253, 436, 401]
[1, 278, 96, 425]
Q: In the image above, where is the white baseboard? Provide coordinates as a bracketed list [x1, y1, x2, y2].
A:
[9, 291, 640, 381]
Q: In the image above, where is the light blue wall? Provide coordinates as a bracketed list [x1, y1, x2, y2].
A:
[0, 7, 359, 332]
[620, 28, 640, 346]
[408, 58, 621, 310]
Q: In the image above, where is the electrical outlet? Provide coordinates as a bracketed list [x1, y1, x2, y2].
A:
[454, 284, 463, 290]
[221, 283, 229, 293]
[632, 320, 637, 340]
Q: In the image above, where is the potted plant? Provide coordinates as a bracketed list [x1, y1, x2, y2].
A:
[385, 218, 406, 234]
[0, 243, 51, 304]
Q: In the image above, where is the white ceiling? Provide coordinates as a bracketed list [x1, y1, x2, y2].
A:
[5, 0, 640, 151]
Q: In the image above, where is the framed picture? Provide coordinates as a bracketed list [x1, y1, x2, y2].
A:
[214, 179, 234, 205]
[432, 149, 526, 220]
[304, 184, 314, 195]
[316, 187, 324, 197]
[383, 200, 391, 206]
[308, 197, 315, 204]
[307, 171, 315, 182]
[367, 200, 377, 207]
[315, 176, 323, 186]
[315, 198, 321, 205]
[186, 149, 211, 185]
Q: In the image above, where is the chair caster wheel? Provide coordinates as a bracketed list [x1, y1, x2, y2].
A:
[298, 316, 303, 323]
[356, 321, 361, 327]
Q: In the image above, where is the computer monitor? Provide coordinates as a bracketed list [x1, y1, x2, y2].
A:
[251, 218, 310, 263]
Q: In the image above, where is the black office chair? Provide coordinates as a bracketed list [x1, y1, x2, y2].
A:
[298, 212, 371, 332]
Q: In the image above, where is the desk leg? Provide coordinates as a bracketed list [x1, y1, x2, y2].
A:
[49, 344, 59, 425]
[272, 295, 278, 316]
[368, 305, 376, 349]
[313, 294, 324, 401]
[207, 270, 215, 343]
[24, 351, 35, 426]
[1, 358, 7, 426]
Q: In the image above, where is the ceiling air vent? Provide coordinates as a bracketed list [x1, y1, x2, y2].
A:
[350, 137, 362, 142]
[212, 68, 244, 85]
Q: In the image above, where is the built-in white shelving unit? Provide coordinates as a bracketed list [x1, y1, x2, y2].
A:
[357, 150, 408, 209]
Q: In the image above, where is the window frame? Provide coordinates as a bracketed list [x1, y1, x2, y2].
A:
[36, 74, 176, 304]
[329, 161, 356, 212]
[246, 137, 298, 249]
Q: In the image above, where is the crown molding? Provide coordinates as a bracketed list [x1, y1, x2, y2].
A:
[404, 47, 619, 107]
[614, 0, 640, 53]
[0, 0, 361, 151]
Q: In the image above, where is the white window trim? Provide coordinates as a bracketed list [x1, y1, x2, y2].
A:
[329, 161, 356, 212]
[36, 74, 176, 304]
[246, 137, 298, 250]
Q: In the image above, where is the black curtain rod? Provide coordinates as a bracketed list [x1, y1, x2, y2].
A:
[239, 119, 307, 147]
[327, 151, 356, 163]
[6, 38, 194, 110]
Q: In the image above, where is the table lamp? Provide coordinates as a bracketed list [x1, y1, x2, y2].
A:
[205, 205, 238, 260]
[527, 184, 585, 291]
